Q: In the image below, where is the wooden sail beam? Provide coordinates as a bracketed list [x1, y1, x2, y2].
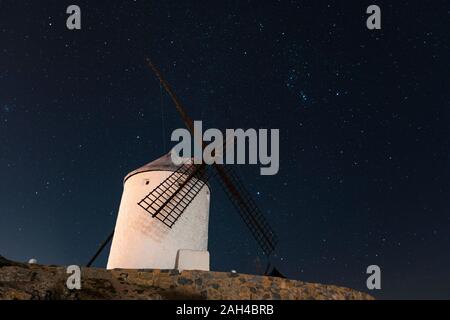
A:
[146, 59, 277, 256]
[146, 59, 195, 135]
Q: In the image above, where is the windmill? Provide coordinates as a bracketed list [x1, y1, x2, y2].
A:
[87, 60, 278, 272]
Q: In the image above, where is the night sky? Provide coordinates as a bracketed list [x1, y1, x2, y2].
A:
[1, 1, 449, 299]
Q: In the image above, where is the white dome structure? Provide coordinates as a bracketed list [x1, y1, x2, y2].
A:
[107, 153, 211, 271]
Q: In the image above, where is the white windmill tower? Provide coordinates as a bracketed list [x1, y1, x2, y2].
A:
[107, 153, 211, 271]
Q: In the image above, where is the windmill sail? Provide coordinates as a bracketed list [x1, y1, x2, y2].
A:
[215, 164, 278, 256]
[138, 162, 211, 228]
[146, 59, 278, 257]
[86, 60, 280, 268]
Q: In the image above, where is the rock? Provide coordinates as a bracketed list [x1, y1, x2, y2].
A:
[0, 256, 373, 300]
[0, 256, 27, 268]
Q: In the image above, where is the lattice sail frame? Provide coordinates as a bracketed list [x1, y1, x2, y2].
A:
[215, 165, 278, 256]
[137, 159, 278, 256]
[137, 162, 210, 228]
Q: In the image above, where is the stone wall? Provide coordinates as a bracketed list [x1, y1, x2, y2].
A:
[0, 256, 373, 300]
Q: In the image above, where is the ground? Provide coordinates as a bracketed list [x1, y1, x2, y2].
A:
[0, 256, 373, 300]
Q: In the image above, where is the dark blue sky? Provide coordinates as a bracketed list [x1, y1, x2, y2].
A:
[0, 1, 449, 299]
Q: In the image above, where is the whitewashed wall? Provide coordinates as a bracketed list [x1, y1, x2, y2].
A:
[107, 170, 210, 270]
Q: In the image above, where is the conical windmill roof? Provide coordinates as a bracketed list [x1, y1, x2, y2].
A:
[124, 152, 189, 183]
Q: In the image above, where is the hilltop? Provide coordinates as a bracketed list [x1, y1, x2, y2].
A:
[0, 255, 373, 300]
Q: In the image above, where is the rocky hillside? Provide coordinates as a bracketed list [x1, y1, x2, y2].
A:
[0, 256, 373, 300]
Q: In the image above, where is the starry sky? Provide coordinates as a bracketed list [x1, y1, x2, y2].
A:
[0, 1, 449, 299]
